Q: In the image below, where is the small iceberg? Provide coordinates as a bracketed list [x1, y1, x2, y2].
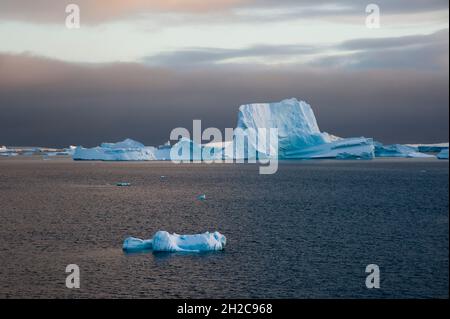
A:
[73, 138, 156, 161]
[116, 182, 131, 187]
[123, 231, 226, 252]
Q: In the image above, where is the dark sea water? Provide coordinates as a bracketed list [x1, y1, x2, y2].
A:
[0, 157, 448, 299]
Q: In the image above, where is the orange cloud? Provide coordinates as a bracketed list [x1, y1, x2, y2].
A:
[0, 0, 248, 24]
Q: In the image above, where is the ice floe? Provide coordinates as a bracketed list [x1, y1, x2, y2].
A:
[123, 231, 226, 252]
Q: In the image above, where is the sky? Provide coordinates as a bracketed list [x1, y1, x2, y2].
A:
[0, 0, 448, 147]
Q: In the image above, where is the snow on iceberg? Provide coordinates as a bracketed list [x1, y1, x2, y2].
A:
[374, 142, 435, 158]
[123, 231, 226, 252]
[235, 98, 375, 159]
[437, 148, 449, 159]
[72, 138, 156, 161]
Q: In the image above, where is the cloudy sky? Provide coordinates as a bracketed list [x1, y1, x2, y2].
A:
[0, 0, 448, 147]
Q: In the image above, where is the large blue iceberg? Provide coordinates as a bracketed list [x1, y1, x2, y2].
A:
[170, 98, 375, 160]
[232, 98, 375, 159]
[123, 231, 227, 253]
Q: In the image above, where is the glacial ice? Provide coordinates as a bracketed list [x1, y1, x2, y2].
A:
[437, 148, 449, 159]
[234, 98, 375, 159]
[123, 231, 226, 252]
[0, 146, 18, 157]
[374, 142, 435, 158]
[68, 98, 447, 162]
[72, 138, 156, 161]
[169, 98, 376, 161]
[154, 141, 172, 161]
[407, 143, 449, 153]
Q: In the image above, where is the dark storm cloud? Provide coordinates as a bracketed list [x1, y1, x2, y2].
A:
[313, 29, 449, 70]
[145, 29, 448, 70]
[0, 53, 448, 148]
[339, 29, 448, 51]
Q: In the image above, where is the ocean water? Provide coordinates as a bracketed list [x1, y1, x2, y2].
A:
[0, 157, 448, 298]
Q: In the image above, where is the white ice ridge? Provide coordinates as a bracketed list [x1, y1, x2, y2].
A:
[73, 138, 157, 161]
[123, 231, 227, 252]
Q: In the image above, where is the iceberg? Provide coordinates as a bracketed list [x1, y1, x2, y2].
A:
[168, 98, 375, 161]
[123, 231, 226, 252]
[406, 143, 449, 153]
[154, 141, 172, 160]
[72, 138, 156, 161]
[123, 237, 154, 251]
[234, 98, 375, 159]
[437, 148, 449, 159]
[374, 142, 435, 158]
[0, 146, 18, 157]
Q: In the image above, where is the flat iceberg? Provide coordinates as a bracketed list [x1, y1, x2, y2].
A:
[406, 143, 449, 153]
[437, 148, 449, 159]
[72, 138, 156, 161]
[234, 98, 375, 159]
[123, 231, 226, 252]
[374, 142, 435, 158]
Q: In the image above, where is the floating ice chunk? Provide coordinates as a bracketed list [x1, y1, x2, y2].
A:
[123, 237, 153, 251]
[73, 138, 156, 161]
[116, 182, 131, 187]
[437, 148, 449, 159]
[152, 231, 226, 252]
[123, 231, 226, 253]
[374, 142, 435, 158]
